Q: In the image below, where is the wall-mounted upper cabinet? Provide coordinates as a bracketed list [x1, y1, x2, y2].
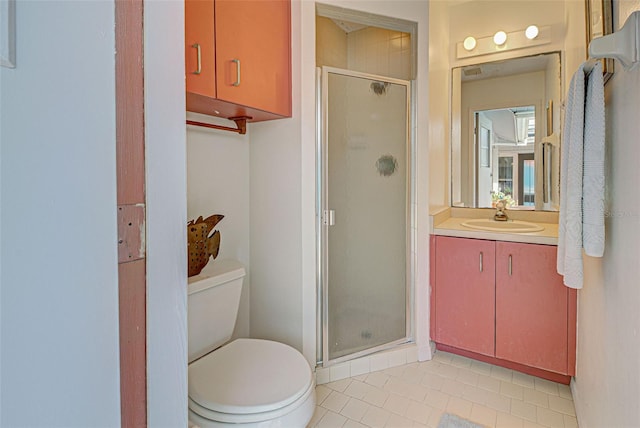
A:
[185, 0, 291, 122]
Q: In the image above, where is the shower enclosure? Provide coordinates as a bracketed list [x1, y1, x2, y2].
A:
[318, 67, 412, 365]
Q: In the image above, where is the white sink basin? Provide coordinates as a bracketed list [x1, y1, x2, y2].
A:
[461, 218, 544, 233]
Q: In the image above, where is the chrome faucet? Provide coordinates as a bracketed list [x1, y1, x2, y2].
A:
[494, 200, 509, 221]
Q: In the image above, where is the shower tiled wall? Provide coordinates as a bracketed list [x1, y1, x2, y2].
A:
[348, 27, 411, 80]
[316, 17, 412, 81]
[316, 16, 348, 69]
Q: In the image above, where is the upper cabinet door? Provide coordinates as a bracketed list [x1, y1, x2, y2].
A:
[495, 242, 568, 374]
[214, 0, 291, 117]
[434, 236, 496, 357]
[185, 0, 216, 99]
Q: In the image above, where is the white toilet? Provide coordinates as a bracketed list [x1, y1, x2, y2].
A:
[188, 259, 316, 427]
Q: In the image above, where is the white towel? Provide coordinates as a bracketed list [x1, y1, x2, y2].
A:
[557, 61, 606, 289]
[558, 64, 585, 288]
[583, 62, 606, 257]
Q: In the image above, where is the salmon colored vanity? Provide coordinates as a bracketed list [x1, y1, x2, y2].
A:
[429, 209, 576, 384]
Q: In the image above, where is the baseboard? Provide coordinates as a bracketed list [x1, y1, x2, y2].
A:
[315, 342, 419, 385]
[418, 341, 435, 362]
[436, 343, 572, 385]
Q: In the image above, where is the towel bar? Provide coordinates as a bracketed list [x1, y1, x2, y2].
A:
[588, 10, 640, 70]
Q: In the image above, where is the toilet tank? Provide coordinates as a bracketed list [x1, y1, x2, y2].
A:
[188, 259, 246, 363]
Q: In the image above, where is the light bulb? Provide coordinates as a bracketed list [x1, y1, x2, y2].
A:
[525, 25, 539, 40]
[493, 31, 507, 46]
[463, 36, 477, 51]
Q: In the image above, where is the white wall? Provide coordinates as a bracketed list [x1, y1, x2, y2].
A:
[428, 1, 451, 208]
[249, 0, 304, 352]
[249, 105, 304, 349]
[0, 1, 121, 425]
[571, 2, 640, 426]
[144, 0, 188, 426]
[186, 114, 250, 338]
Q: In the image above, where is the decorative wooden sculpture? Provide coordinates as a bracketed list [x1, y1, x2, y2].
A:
[188, 214, 224, 277]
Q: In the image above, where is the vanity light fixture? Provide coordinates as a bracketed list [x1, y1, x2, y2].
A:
[525, 25, 539, 40]
[463, 36, 477, 51]
[493, 31, 507, 46]
[456, 25, 551, 59]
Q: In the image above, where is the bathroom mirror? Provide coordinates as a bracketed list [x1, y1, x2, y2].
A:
[451, 52, 561, 211]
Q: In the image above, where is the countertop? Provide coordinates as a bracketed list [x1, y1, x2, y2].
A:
[430, 207, 559, 245]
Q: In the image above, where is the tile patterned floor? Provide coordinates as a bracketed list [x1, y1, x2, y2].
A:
[308, 351, 578, 428]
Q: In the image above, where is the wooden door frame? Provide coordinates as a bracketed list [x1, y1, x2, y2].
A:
[116, 0, 147, 426]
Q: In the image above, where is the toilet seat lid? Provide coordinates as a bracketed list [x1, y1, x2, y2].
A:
[189, 338, 313, 415]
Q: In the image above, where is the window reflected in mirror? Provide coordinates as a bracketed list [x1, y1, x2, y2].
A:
[475, 106, 535, 210]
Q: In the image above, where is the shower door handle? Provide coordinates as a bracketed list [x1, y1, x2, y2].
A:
[323, 210, 335, 226]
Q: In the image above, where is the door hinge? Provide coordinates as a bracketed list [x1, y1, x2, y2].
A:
[118, 204, 146, 263]
[322, 209, 335, 226]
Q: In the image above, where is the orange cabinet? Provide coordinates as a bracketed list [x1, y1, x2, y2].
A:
[431, 236, 576, 377]
[185, 0, 291, 122]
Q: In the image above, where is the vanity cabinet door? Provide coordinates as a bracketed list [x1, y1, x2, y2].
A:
[434, 236, 496, 357]
[495, 242, 569, 373]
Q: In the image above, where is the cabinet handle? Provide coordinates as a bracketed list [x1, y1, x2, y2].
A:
[479, 252, 483, 272]
[508, 255, 513, 276]
[192, 44, 201, 75]
[232, 58, 241, 86]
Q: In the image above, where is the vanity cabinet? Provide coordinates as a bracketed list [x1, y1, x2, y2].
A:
[495, 241, 573, 374]
[434, 237, 496, 357]
[432, 235, 576, 378]
[185, 0, 291, 122]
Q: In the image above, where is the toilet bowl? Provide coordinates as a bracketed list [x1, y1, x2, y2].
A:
[188, 260, 315, 427]
[189, 339, 315, 427]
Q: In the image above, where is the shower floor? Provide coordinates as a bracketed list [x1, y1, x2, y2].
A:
[329, 306, 405, 361]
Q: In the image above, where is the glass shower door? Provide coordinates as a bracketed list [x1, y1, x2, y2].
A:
[320, 67, 410, 364]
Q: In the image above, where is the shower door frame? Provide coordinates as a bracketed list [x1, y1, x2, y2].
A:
[317, 66, 415, 367]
